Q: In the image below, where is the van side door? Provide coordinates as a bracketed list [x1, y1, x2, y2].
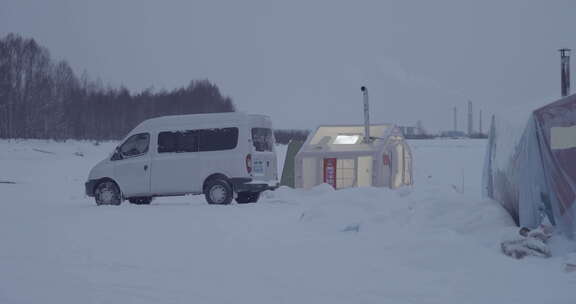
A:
[152, 130, 202, 195]
[112, 133, 152, 197]
[151, 127, 240, 195]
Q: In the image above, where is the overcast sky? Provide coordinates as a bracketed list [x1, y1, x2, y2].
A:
[1, 0, 574, 131]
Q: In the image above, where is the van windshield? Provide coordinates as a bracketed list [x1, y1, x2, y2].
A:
[252, 128, 274, 152]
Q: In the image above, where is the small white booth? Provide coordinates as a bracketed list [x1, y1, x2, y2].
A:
[294, 124, 413, 189]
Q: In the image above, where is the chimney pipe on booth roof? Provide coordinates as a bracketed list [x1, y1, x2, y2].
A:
[560, 48, 571, 97]
[361, 86, 371, 143]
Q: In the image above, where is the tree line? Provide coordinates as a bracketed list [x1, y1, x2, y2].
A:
[273, 129, 309, 145]
[0, 33, 235, 140]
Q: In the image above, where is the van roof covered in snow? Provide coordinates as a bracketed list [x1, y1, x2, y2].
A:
[130, 112, 272, 133]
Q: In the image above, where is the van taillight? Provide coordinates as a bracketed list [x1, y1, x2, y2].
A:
[246, 154, 252, 174]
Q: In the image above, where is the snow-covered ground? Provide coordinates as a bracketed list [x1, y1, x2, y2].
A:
[1, 139, 575, 303]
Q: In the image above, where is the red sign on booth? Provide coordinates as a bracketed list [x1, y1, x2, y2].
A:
[383, 154, 391, 166]
[323, 158, 337, 188]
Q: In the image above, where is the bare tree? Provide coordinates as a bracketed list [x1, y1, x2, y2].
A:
[0, 33, 236, 140]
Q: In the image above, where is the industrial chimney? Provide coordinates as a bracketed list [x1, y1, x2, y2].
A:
[560, 48, 571, 97]
[467, 100, 473, 135]
[453, 107, 458, 132]
[479, 110, 483, 135]
[360, 86, 371, 143]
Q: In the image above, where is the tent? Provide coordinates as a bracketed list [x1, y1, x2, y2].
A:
[280, 140, 305, 188]
[294, 124, 413, 189]
[483, 93, 576, 238]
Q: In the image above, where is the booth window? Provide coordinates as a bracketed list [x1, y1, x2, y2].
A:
[333, 135, 360, 145]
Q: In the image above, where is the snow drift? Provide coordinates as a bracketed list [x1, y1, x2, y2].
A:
[1, 139, 575, 303]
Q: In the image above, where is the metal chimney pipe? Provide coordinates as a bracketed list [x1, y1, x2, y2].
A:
[560, 48, 571, 97]
[360, 86, 371, 143]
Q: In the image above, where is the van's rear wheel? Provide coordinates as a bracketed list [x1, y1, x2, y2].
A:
[235, 191, 261, 204]
[95, 180, 122, 206]
[204, 179, 233, 205]
[129, 197, 152, 205]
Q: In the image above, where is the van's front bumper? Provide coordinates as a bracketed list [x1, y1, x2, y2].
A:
[229, 178, 279, 193]
[85, 179, 98, 197]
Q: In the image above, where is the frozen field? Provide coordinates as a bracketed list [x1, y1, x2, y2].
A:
[1, 139, 575, 303]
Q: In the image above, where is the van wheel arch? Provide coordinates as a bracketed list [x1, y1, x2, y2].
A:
[202, 173, 229, 192]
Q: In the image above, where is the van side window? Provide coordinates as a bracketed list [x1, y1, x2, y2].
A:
[179, 131, 198, 152]
[251, 128, 274, 152]
[118, 133, 149, 158]
[158, 131, 198, 153]
[158, 128, 237, 153]
[158, 132, 178, 153]
[198, 128, 239, 151]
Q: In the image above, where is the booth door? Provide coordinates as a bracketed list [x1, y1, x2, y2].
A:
[357, 156, 373, 187]
[336, 159, 356, 189]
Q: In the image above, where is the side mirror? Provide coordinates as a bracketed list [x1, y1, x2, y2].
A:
[111, 147, 123, 161]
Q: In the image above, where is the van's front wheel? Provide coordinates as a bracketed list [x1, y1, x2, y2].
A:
[94, 180, 122, 206]
[204, 179, 233, 205]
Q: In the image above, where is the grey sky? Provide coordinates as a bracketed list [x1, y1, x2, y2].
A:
[1, 0, 574, 132]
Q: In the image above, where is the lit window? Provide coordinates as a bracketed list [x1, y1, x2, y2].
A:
[551, 126, 576, 149]
[333, 135, 360, 145]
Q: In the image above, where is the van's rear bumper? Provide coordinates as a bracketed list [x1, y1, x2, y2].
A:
[85, 179, 98, 197]
[229, 178, 279, 193]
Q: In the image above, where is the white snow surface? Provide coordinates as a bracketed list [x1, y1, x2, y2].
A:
[1, 139, 575, 303]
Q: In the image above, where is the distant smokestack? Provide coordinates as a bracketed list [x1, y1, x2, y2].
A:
[467, 100, 473, 135]
[360, 86, 371, 143]
[479, 110, 483, 135]
[453, 106, 458, 132]
[560, 48, 571, 97]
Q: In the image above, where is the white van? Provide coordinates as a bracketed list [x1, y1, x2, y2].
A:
[85, 113, 278, 205]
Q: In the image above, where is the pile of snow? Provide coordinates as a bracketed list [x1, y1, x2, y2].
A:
[0, 139, 574, 303]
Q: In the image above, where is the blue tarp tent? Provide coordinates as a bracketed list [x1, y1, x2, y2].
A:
[483, 94, 576, 238]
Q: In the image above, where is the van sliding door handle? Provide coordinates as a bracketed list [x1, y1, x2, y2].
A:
[144, 165, 148, 171]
